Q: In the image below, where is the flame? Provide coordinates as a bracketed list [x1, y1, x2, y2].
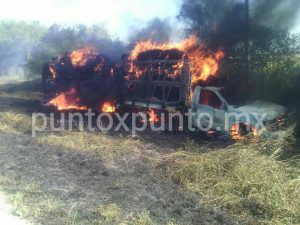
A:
[49, 65, 57, 79]
[188, 49, 224, 83]
[46, 88, 87, 111]
[69, 46, 96, 67]
[148, 109, 159, 123]
[130, 35, 198, 60]
[230, 124, 259, 140]
[230, 124, 244, 140]
[129, 35, 224, 84]
[101, 102, 116, 113]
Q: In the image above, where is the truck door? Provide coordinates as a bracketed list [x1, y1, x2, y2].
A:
[192, 88, 226, 131]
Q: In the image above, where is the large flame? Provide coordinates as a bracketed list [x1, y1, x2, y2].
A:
[46, 88, 87, 111]
[188, 49, 224, 83]
[69, 46, 97, 67]
[130, 35, 224, 84]
[130, 35, 198, 60]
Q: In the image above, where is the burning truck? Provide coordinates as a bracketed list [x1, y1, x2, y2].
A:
[42, 36, 288, 139]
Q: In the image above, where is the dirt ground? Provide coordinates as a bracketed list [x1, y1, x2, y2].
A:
[0, 82, 237, 224]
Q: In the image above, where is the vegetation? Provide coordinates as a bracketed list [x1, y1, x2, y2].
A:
[179, 0, 300, 133]
[0, 21, 46, 76]
[37, 132, 143, 166]
[156, 137, 300, 225]
[0, 21, 127, 80]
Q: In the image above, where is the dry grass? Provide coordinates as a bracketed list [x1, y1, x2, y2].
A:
[1, 79, 299, 224]
[0, 174, 162, 225]
[0, 175, 77, 225]
[0, 111, 32, 133]
[0, 91, 42, 101]
[96, 203, 155, 225]
[155, 138, 300, 225]
[37, 132, 145, 166]
[0, 79, 42, 134]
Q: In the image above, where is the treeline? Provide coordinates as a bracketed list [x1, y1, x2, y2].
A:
[0, 21, 46, 75]
[0, 21, 127, 79]
[180, 0, 300, 136]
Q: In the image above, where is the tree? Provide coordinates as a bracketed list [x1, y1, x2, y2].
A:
[24, 24, 127, 79]
[179, 0, 235, 42]
[0, 21, 46, 75]
[179, 0, 300, 106]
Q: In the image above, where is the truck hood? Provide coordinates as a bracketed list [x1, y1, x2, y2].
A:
[234, 100, 287, 121]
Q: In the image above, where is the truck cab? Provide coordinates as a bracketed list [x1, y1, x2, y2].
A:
[191, 86, 228, 133]
[191, 86, 287, 136]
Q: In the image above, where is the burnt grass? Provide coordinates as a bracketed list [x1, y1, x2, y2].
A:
[0, 80, 237, 224]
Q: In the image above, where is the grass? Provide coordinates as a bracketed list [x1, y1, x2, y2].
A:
[0, 79, 42, 100]
[96, 203, 157, 225]
[0, 73, 26, 85]
[0, 174, 170, 225]
[0, 175, 77, 225]
[156, 138, 300, 225]
[0, 111, 32, 133]
[37, 132, 145, 166]
[0, 79, 299, 224]
[0, 79, 42, 134]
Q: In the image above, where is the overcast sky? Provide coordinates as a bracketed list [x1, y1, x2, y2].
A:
[0, 0, 183, 40]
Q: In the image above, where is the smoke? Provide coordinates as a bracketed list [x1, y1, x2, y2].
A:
[251, 0, 300, 30]
[128, 18, 185, 45]
[85, 36, 128, 63]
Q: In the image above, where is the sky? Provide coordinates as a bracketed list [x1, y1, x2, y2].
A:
[0, 0, 183, 40]
[0, 0, 299, 39]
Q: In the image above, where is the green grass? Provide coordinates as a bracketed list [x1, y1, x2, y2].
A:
[156, 139, 300, 225]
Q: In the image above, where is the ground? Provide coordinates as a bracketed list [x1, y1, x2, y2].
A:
[0, 79, 299, 225]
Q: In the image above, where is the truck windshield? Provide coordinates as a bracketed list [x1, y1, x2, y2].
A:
[199, 90, 223, 109]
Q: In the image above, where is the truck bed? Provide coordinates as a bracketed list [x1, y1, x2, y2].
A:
[124, 59, 191, 110]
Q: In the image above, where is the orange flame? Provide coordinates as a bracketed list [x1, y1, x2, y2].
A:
[148, 109, 159, 123]
[230, 124, 244, 140]
[46, 88, 87, 111]
[130, 35, 198, 60]
[101, 102, 116, 113]
[69, 46, 97, 67]
[230, 124, 259, 141]
[189, 49, 224, 83]
[129, 35, 224, 84]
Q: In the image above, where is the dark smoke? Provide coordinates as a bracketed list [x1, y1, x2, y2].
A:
[252, 0, 300, 29]
[128, 18, 184, 45]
